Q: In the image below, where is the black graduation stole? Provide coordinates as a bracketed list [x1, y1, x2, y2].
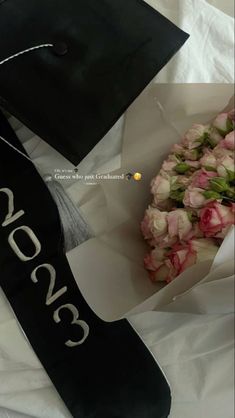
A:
[0, 111, 171, 417]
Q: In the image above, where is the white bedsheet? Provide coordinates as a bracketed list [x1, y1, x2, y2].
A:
[0, 1, 234, 417]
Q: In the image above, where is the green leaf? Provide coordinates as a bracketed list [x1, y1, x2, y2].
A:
[226, 187, 235, 200]
[227, 118, 234, 133]
[204, 165, 217, 172]
[203, 190, 221, 200]
[210, 177, 229, 193]
[227, 169, 235, 182]
[206, 136, 217, 148]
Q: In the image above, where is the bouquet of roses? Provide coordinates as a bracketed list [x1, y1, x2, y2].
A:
[141, 109, 235, 284]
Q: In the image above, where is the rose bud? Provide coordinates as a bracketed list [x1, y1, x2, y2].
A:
[200, 151, 217, 171]
[228, 109, 235, 124]
[151, 175, 171, 204]
[209, 177, 229, 193]
[161, 155, 180, 174]
[141, 207, 168, 241]
[191, 169, 217, 189]
[199, 202, 235, 237]
[174, 162, 191, 174]
[183, 124, 209, 149]
[213, 113, 234, 136]
[223, 131, 235, 150]
[207, 126, 223, 147]
[176, 175, 191, 188]
[217, 156, 235, 180]
[169, 244, 197, 276]
[184, 149, 201, 161]
[183, 187, 207, 208]
[167, 209, 193, 241]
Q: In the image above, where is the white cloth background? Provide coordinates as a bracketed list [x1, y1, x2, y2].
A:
[0, 1, 234, 417]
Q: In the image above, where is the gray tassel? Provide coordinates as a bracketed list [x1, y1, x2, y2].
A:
[44, 175, 93, 252]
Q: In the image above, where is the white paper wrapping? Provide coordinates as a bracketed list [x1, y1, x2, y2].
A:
[66, 84, 234, 321]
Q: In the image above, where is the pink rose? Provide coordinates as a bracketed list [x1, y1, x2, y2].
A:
[144, 248, 174, 283]
[183, 187, 207, 208]
[190, 169, 217, 189]
[199, 202, 235, 237]
[185, 160, 201, 169]
[213, 113, 233, 136]
[141, 207, 168, 241]
[184, 149, 200, 161]
[144, 247, 167, 270]
[176, 175, 191, 188]
[200, 151, 217, 170]
[151, 175, 171, 205]
[162, 160, 178, 173]
[171, 144, 199, 161]
[167, 209, 193, 241]
[183, 124, 209, 149]
[148, 264, 174, 283]
[213, 143, 234, 159]
[169, 238, 218, 277]
[171, 143, 185, 155]
[169, 244, 197, 276]
[223, 131, 235, 150]
[217, 156, 235, 178]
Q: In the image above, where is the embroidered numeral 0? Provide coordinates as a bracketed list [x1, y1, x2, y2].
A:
[8, 225, 41, 261]
[54, 304, 90, 347]
[31, 264, 67, 306]
[0, 188, 25, 227]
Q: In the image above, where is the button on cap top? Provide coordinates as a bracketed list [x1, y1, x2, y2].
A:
[52, 42, 68, 56]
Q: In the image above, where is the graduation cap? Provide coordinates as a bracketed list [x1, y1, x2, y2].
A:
[0, 0, 189, 165]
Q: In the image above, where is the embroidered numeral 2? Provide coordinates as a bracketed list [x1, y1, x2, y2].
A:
[0, 186, 89, 347]
[0, 188, 25, 227]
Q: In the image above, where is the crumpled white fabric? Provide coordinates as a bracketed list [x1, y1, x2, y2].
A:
[0, 1, 234, 417]
[150, 0, 234, 83]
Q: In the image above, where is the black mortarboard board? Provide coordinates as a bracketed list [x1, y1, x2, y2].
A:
[0, 0, 189, 165]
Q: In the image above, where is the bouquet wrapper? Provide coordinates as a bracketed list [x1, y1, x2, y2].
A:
[66, 83, 234, 322]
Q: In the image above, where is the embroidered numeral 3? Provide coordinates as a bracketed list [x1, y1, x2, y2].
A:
[54, 304, 90, 347]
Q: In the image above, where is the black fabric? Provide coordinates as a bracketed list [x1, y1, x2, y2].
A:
[0, 0, 189, 165]
[0, 110, 171, 417]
